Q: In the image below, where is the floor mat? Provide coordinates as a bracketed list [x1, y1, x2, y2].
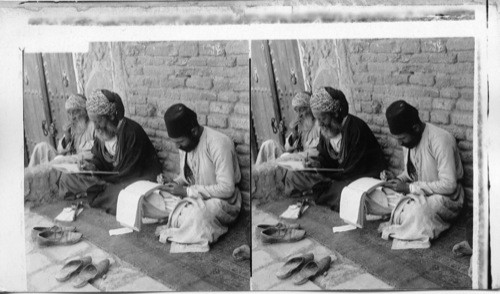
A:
[260, 198, 471, 290]
[33, 201, 250, 291]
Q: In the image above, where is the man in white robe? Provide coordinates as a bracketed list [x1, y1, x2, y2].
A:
[151, 103, 241, 252]
[377, 100, 464, 249]
[25, 94, 95, 204]
[27, 94, 95, 167]
[255, 92, 320, 165]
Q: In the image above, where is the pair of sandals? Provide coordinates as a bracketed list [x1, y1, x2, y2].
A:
[55, 256, 110, 288]
[276, 253, 332, 285]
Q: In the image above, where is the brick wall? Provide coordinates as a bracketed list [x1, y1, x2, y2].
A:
[75, 41, 251, 210]
[300, 38, 474, 206]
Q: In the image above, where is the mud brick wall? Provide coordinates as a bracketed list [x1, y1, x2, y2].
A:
[75, 41, 251, 210]
[300, 38, 474, 207]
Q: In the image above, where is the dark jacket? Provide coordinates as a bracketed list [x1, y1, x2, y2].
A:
[87, 117, 162, 215]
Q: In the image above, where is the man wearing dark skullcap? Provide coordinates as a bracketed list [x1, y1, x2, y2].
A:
[255, 92, 321, 164]
[63, 89, 162, 214]
[377, 100, 464, 249]
[145, 103, 241, 252]
[284, 87, 386, 210]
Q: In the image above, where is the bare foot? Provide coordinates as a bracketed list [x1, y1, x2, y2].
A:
[232, 245, 250, 261]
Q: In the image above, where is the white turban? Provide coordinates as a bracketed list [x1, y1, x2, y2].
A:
[291, 92, 311, 108]
[65, 94, 87, 110]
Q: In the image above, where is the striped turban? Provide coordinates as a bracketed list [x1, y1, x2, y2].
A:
[291, 92, 311, 108]
[310, 88, 340, 113]
[65, 94, 87, 110]
[310, 87, 349, 121]
[86, 89, 125, 119]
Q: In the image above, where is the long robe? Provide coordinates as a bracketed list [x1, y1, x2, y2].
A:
[155, 127, 241, 253]
[86, 117, 162, 215]
[255, 122, 320, 165]
[285, 114, 386, 209]
[379, 123, 464, 249]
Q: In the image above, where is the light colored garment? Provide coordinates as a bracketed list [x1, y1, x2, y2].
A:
[255, 122, 320, 165]
[104, 136, 118, 157]
[329, 133, 342, 153]
[28, 121, 95, 168]
[28, 142, 58, 167]
[379, 123, 464, 249]
[56, 121, 95, 163]
[156, 127, 242, 252]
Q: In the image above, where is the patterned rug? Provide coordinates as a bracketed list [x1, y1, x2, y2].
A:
[33, 200, 250, 291]
[260, 197, 471, 290]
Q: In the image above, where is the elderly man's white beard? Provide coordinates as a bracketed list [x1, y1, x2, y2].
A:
[72, 117, 88, 136]
[321, 123, 341, 140]
[300, 115, 315, 132]
[95, 122, 118, 142]
[96, 129, 116, 142]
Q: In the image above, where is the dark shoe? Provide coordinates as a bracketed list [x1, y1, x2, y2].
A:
[276, 253, 314, 279]
[55, 256, 92, 282]
[261, 227, 306, 244]
[73, 259, 110, 288]
[293, 256, 332, 285]
[31, 225, 76, 242]
[37, 230, 82, 247]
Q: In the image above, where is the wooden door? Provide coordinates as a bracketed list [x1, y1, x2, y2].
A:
[268, 40, 306, 133]
[42, 53, 78, 143]
[23, 53, 78, 160]
[250, 40, 306, 162]
[250, 41, 283, 149]
[23, 53, 54, 155]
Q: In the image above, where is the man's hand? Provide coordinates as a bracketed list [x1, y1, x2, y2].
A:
[304, 156, 321, 168]
[79, 160, 96, 171]
[289, 119, 300, 138]
[160, 182, 188, 198]
[63, 123, 72, 141]
[380, 170, 395, 181]
[383, 179, 410, 194]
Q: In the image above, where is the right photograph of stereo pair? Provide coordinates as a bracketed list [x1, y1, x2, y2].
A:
[250, 38, 474, 290]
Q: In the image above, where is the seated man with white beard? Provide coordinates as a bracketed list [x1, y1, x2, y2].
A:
[24, 94, 96, 205]
[284, 87, 386, 210]
[60, 89, 162, 214]
[255, 92, 320, 165]
[27, 94, 95, 167]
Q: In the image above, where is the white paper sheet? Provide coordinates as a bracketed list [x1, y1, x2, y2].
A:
[116, 180, 161, 231]
[332, 224, 357, 233]
[109, 227, 134, 236]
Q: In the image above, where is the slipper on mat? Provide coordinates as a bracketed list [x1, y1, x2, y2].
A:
[293, 256, 332, 285]
[276, 253, 314, 279]
[55, 256, 92, 282]
[73, 259, 110, 288]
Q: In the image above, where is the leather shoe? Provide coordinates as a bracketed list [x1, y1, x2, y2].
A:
[261, 227, 306, 244]
[73, 259, 110, 288]
[37, 230, 82, 247]
[31, 225, 76, 242]
[293, 256, 332, 285]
